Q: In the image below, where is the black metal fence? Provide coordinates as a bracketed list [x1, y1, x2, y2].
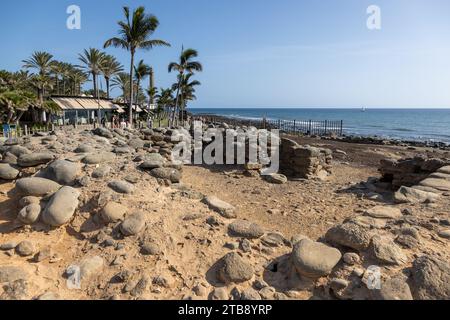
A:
[192, 116, 343, 136]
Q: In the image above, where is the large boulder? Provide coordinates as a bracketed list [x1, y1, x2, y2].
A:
[128, 138, 145, 149]
[38, 160, 81, 185]
[394, 186, 439, 204]
[325, 223, 373, 251]
[203, 196, 236, 219]
[228, 220, 264, 239]
[370, 235, 407, 265]
[18, 153, 55, 167]
[42, 186, 80, 227]
[150, 167, 181, 183]
[217, 252, 254, 284]
[120, 212, 146, 236]
[291, 239, 342, 278]
[411, 254, 450, 300]
[74, 144, 95, 153]
[0, 163, 19, 180]
[15, 177, 61, 197]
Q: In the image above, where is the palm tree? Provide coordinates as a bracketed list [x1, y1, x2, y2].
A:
[134, 59, 151, 107]
[111, 72, 131, 102]
[168, 48, 202, 125]
[22, 51, 54, 105]
[172, 73, 201, 120]
[78, 48, 106, 98]
[0, 90, 37, 124]
[100, 55, 123, 99]
[155, 87, 174, 121]
[69, 69, 88, 96]
[104, 6, 170, 126]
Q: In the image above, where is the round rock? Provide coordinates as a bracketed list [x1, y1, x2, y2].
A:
[17, 204, 41, 224]
[217, 252, 254, 284]
[228, 220, 264, 239]
[42, 186, 80, 227]
[120, 212, 146, 236]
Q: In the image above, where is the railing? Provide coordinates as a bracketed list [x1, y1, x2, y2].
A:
[192, 116, 344, 136]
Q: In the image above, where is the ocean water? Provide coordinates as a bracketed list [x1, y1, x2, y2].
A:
[190, 108, 450, 144]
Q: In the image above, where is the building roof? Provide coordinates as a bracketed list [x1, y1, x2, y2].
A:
[51, 96, 124, 112]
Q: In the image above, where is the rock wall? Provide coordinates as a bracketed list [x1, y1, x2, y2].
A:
[379, 156, 450, 189]
[279, 138, 333, 179]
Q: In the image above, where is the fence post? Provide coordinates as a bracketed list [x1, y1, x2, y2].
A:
[293, 120, 296, 135]
[24, 125, 28, 136]
[340, 120, 343, 136]
[308, 120, 312, 135]
[324, 120, 328, 135]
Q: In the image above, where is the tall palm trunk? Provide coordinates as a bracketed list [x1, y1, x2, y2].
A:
[173, 72, 183, 127]
[105, 77, 110, 99]
[135, 79, 140, 110]
[92, 72, 97, 98]
[129, 51, 135, 126]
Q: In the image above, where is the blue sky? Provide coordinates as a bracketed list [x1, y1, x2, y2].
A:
[1, 0, 450, 108]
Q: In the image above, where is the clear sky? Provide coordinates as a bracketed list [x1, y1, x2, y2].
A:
[1, 0, 450, 108]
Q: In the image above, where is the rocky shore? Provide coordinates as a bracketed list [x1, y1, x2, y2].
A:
[0, 122, 449, 300]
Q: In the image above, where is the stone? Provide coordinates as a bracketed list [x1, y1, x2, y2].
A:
[128, 138, 145, 149]
[228, 220, 264, 239]
[261, 233, 286, 247]
[36, 292, 60, 300]
[79, 256, 104, 280]
[17, 153, 54, 167]
[130, 276, 149, 297]
[34, 247, 52, 262]
[330, 278, 349, 292]
[15, 241, 35, 256]
[291, 234, 310, 245]
[17, 204, 41, 224]
[150, 167, 181, 183]
[365, 206, 402, 219]
[18, 196, 40, 207]
[0, 163, 19, 180]
[139, 153, 166, 169]
[38, 160, 81, 185]
[1, 279, 28, 300]
[259, 287, 276, 300]
[108, 180, 135, 194]
[193, 284, 207, 297]
[411, 255, 450, 300]
[394, 186, 439, 204]
[291, 239, 342, 278]
[217, 252, 254, 284]
[93, 127, 113, 139]
[343, 252, 360, 265]
[152, 274, 175, 288]
[211, 287, 229, 300]
[2, 152, 18, 164]
[264, 173, 288, 184]
[0, 242, 17, 250]
[42, 186, 80, 227]
[371, 277, 413, 300]
[203, 196, 236, 219]
[16, 177, 61, 196]
[240, 288, 261, 300]
[438, 229, 450, 239]
[120, 212, 146, 236]
[0, 266, 28, 283]
[74, 144, 94, 153]
[419, 178, 450, 192]
[325, 223, 373, 251]
[141, 242, 161, 256]
[370, 235, 407, 265]
[101, 202, 127, 223]
[82, 152, 115, 164]
[77, 175, 91, 187]
[7, 145, 31, 157]
[350, 216, 386, 229]
[92, 166, 111, 179]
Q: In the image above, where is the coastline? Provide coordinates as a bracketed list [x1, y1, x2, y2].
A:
[190, 112, 450, 150]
